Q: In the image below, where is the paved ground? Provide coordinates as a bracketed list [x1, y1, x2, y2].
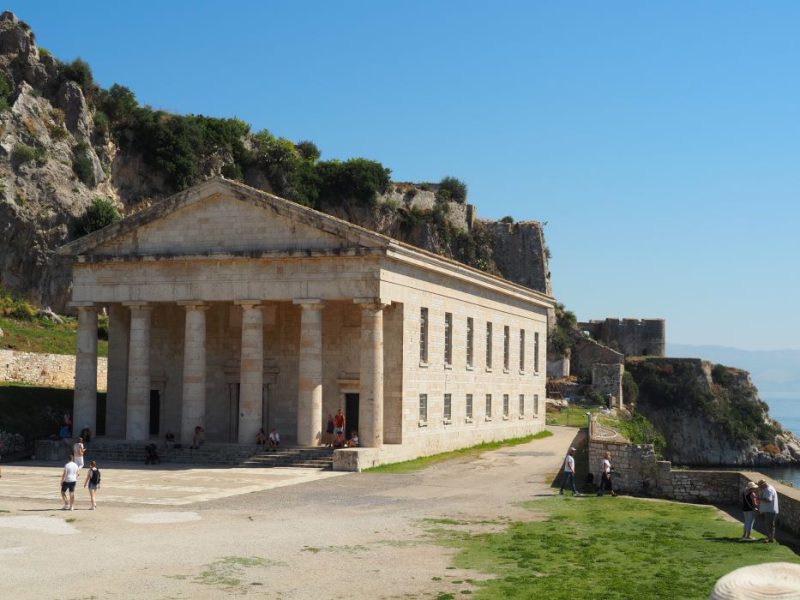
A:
[0, 427, 579, 600]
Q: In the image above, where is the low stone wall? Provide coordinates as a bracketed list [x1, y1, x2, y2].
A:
[588, 425, 800, 537]
[0, 348, 107, 391]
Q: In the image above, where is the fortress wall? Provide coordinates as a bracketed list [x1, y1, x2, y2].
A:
[0, 349, 108, 391]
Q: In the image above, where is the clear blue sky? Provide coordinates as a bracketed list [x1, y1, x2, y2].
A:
[10, 1, 800, 350]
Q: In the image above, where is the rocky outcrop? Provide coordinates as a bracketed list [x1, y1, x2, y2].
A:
[626, 357, 800, 467]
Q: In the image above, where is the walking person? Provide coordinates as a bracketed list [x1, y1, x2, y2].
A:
[60, 455, 79, 510]
[597, 451, 617, 496]
[740, 481, 760, 540]
[758, 479, 779, 543]
[83, 460, 101, 510]
[324, 414, 335, 447]
[559, 447, 579, 496]
[73, 436, 86, 470]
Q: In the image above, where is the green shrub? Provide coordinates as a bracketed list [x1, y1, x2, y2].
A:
[59, 58, 94, 94]
[500, 216, 514, 224]
[38, 47, 51, 59]
[12, 143, 46, 165]
[622, 371, 639, 405]
[49, 125, 68, 141]
[550, 304, 577, 355]
[316, 158, 391, 207]
[72, 152, 96, 186]
[0, 71, 12, 112]
[437, 176, 468, 203]
[74, 197, 121, 236]
[0, 286, 37, 320]
[93, 111, 110, 136]
[295, 140, 320, 161]
[96, 83, 138, 123]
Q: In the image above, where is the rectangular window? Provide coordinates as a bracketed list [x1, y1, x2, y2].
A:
[466, 317, 474, 368]
[486, 322, 493, 369]
[420, 308, 428, 363]
[519, 329, 526, 371]
[534, 331, 540, 373]
[419, 393, 428, 422]
[466, 394, 473, 419]
[485, 394, 492, 418]
[534, 394, 539, 416]
[444, 393, 452, 421]
[444, 312, 453, 366]
[519, 394, 525, 415]
[503, 326, 510, 371]
[503, 394, 509, 417]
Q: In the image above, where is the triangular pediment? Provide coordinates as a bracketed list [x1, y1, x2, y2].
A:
[58, 178, 390, 257]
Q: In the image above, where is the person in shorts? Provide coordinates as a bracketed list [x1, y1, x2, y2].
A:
[73, 437, 86, 470]
[83, 460, 101, 510]
[61, 455, 79, 510]
[333, 408, 345, 448]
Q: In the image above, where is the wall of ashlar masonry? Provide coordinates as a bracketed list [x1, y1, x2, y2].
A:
[0, 348, 107, 391]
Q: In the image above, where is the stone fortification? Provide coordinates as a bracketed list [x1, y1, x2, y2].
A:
[482, 221, 551, 296]
[578, 318, 665, 357]
[0, 348, 107, 390]
[591, 363, 623, 407]
[569, 335, 624, 380]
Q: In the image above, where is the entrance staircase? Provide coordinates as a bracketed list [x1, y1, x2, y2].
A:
[84, 441, 334, 469]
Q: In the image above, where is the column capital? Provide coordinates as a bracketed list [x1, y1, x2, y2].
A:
[235, 300, 263, 310]
[69, 302, 98, 311]
[123, 302, 153, 311]
[354, 297, 387, 311]
[178, 301, 211, 311]
[293, 298, 324, 310]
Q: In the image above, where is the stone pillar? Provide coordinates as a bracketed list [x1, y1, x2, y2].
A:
[106, 304, 129, 438]
[238, 302, 263, 444]
[357, 299, 385, 448]
[180, 303, 209, 444]
[73, 304, 98, 437]
[294, 299, 324, 446]
[125, 304, 152, 441]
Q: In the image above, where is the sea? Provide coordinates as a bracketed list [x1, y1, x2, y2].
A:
[760, 395, 800, 487]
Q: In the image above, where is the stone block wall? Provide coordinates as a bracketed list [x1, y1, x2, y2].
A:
[591, 363, 623, 407]
[578, 318, 665, 357]
[570, 336, 623, 380]
[0, 348, 108, 391]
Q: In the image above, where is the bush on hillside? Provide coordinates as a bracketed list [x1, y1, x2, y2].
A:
[622, 371, 639, 405]
[0, 286, 37, 320]
[436, 176, 468, 203]
[58, 58, 94, 94]
[0, 71, 12, 112]
[96, 83, 138, 123]
[72, 141, 96, 186]
[74, 197, 121, 236]
[316, 158, 391, 207]
[12, 143, 46, 166]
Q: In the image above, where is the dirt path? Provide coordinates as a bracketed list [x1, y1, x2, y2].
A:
[0, 427, 577, 599]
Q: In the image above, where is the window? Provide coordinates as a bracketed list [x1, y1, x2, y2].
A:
[503, 394, 509, 417]
[419, 393, 428, 422]
[534, 331, 540, 373]
[466, 394, 473, 419]
[485, 394, 492, 418]
[519, 394, 525, 415]
[486, 322, 493, 369]
[466, 317, 474, 368]
[534, 394, 539, 416]
[519, 329, 525, 371]
[419, 308, 428, 363]
[444, 393, 452, 421]
[503, 325, 510, 371]
[444, 312, 453, 366]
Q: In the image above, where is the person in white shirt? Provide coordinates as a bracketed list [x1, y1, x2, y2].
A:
[597, 451, 617, 497]
[559, 447, 579, 496]
[73, 437, 85, 470]
[268, 428, 280, 452]
[758, 479, 779, 543]
[60, 455, 79, 510]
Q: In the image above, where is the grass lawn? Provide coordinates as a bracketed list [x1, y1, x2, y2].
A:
[545, 405, 602, 427]
[366, 431, 554, 474]
[0, 315, 108, 357]
[430, 496, 799, 599]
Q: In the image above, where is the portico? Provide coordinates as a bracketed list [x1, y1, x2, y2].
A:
[59, 177, 554, 463]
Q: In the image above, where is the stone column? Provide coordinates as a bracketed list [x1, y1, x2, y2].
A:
[125, 304, 152, 441]
[238, 302, 263, 444]
[294, 299, 324, 446]
[106, 304, 129, 438]
[180, 303, 209, 444]
[357, 299, 385, 448]
[73, 304, 98, 437]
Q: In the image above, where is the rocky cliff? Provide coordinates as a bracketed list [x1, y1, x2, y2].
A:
[0, 12, 551, 313]
[626, 357, 800, 467]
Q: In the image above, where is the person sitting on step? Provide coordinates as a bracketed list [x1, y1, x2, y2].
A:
[268, 428, 280, 452]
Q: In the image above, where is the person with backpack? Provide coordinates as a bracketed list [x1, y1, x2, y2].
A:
[83, 460, 101, 510]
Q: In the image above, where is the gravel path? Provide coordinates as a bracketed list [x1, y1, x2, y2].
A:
[0, 427, 578, 600]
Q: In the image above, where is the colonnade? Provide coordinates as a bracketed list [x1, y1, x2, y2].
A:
[72, 299, 386, 448]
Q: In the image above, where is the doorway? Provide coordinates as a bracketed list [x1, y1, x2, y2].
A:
[149, 390, 160, 436]
[345, 393, 359, 441]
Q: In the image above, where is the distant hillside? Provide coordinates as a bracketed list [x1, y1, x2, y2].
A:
[667, 343, 800, 396]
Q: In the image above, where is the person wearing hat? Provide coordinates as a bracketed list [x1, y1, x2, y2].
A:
[757, 479, 779, 543]
[559, 447, 579, 496]
[740, 481, 760, 540]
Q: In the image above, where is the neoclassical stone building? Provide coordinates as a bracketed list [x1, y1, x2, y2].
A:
[59, 178, 554, 464]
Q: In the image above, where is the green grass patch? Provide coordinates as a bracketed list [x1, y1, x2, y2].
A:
[0, 315, 108, 357]
[545, 405, 601, 427]
[0, 383, 107, 440]
[434, 496, 800, 599]
[366, 431, 553, 474]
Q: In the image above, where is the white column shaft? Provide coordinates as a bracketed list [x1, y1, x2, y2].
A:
[106, 304, 129, 438]
[73, 306, 98, 436]
[181, 305, 208, 444]
[238, 305, 263, 444]
[296, 302, 323, 446]
[359, 304, 384, 447]
[126, 306, 152, 441]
